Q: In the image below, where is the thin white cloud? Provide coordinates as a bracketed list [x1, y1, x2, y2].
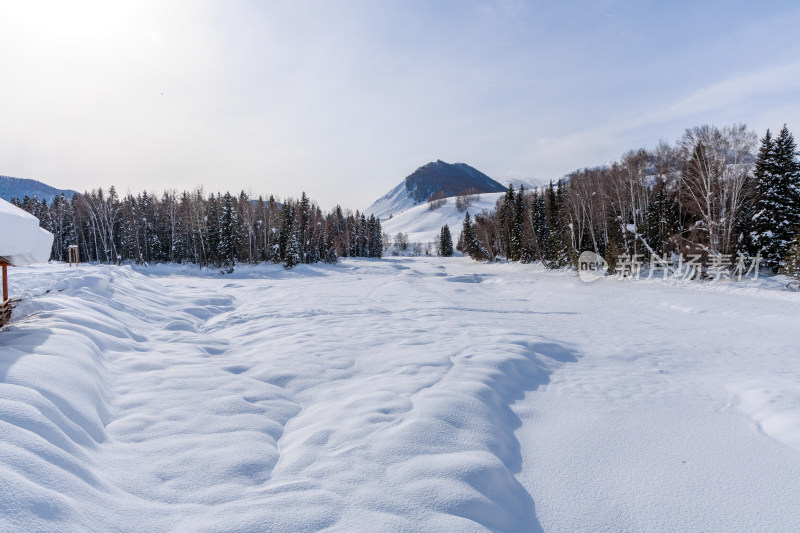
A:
[636, 61, 800, 128]
[522, 60, 800, 179]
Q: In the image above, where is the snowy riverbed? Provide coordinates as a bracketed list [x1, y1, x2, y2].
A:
[2, 257, 799, 532]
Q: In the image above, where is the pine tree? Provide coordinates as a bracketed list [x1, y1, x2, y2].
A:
[461, 212, 490, 260]
[284, 232, 301, 269]
[532, 191, 548, 255]
[752, 126, 800, 272]
[218, 192, 237, 269]
[520, 192, 539, 264]
[323, 218, 338, 263]
[298, 192, 310, 263]
[267, 195, 281, 263]
[644, 182, 677, 256]
[439, 224, 454, 256]
[510, 185, 524, 261]
[358, 213, 369, 257]
[497, 184, 515, 258]
[545, 183, 568, 268]
[461, 212, 476, 258]
[368, 215, 383, 258]
[278, 202, 293, 261]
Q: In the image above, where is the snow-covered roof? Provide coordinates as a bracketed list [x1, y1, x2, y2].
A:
[0, 198, 53, 266]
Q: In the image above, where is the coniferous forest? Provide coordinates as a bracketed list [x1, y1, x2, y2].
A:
[11, 190, 383, 269]
[459, 124, 800, 274]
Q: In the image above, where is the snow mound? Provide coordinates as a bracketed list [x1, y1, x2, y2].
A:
[0, 198, 53, 266]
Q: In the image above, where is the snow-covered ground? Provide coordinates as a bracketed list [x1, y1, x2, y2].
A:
[2, 258, 800, 532]
[381, 192, 503, 244]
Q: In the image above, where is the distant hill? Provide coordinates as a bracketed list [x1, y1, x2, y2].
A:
[366, 160, 506, 220]
[0, 175, 78, 203]
[381, 191, 505, 244]
[504, 177, 550, 190]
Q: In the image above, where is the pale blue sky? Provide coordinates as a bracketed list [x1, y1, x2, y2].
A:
[1, 0, 799, 209]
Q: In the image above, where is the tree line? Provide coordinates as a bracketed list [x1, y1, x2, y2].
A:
[458, 124, 800, 274]
[12, 189, 383, 269]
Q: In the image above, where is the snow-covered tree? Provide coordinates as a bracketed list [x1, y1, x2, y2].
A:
[752, 125, 800, 272]
[218, 192, 237, 268]
[460, 212, 490, 260]
[284, 232, 301, 269]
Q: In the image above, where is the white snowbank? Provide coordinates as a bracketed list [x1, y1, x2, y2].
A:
[0, 198, 53, 266]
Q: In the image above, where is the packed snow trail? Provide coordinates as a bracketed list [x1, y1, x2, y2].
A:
[2, 258, 800, 532]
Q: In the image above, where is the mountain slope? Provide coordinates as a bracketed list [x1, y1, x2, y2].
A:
[382, 191, 505, 243]
[367, 160, 505, 220]
[0, 175, 78, 202]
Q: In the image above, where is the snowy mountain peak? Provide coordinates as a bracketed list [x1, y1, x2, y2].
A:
[366, 160, 505, 220]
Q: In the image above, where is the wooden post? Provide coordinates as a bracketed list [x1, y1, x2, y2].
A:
[0, 260, 12, 326]
[1, 260, 8, 303]
[68, 245, 79, 267]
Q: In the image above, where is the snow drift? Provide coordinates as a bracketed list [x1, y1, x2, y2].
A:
[2, 258, 800, 532]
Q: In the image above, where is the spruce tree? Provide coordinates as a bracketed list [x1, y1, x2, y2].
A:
[532, 191, 548, 254]
[439, 224, 454, 257]
[205, 194, 221, 267]
[323, 218, 338, 263]
[752, 126, 800, 272]
[359, 213, 369, 257]
[499, 184, 515, 258]
[461, 212, 477, 258]
[297, 192, 310, 263]
[368, 215, 383, 258]
[284, 232, 301, 269]
[644, 182, 677, 257]
[268, 195, 281, 263]
[510, 185, 524, 260]
[461, 212, 490, 260]
[520, 193, 539, 264]
[219, 192, 237, 268]
[278, 203, 293, 261]
[545, 183, 568, 268]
